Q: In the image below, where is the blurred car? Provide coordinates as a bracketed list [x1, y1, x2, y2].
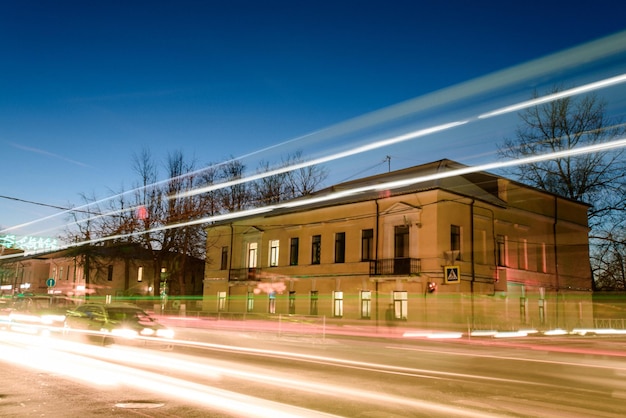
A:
[64, 302, 174, 348]
[8, 294, 78, 336]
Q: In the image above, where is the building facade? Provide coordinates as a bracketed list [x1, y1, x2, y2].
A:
[1, 245, 204, 306]
[203, 160, 593, 331]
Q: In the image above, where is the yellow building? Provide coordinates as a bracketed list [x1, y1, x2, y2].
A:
[203, 160, 593, 331]
[2, 244, 204, 308]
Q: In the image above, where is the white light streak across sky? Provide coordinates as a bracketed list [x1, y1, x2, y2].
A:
[1, 30, 626, 255]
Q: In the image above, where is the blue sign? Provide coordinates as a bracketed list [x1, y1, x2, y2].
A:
[46, 278, 56, 287]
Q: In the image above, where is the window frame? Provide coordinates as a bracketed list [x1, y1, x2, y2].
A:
[311, 235, 321, 265]
[361, 229, 374, 261]
[335, 232, 346, 263]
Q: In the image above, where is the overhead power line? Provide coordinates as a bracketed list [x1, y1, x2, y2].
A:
[0, 194, 90, 214]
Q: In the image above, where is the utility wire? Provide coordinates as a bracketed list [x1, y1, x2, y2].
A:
[0, 194, 91, 214]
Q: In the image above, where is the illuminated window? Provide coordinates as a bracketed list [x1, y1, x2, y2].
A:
[333, 291, 343, 317]
[137, 266, 143, 282]
[269, 240, 279, 267]
[393, 291, 408, 320]
[218, 291, 227, 312]
[247, 292, 254, 312]
[361, 290, 372, 319]
[269, 291, 276, 314]
[248, 242, 258, 268]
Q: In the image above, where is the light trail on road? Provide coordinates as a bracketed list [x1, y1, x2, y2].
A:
[0, 331, 512, 417]
[3, 329, 626, 417]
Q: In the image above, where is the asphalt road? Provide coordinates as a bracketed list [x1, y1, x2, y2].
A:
[1, 325, 626, 417]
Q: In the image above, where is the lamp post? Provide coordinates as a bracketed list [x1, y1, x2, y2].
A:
[160, 268, 169, 313]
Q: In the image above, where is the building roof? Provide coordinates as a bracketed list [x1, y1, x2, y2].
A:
[257, 159, 507, 218]
[208, 158, 590, 226]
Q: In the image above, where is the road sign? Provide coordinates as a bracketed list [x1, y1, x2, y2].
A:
[444, 266, 460, 283]
[46, 278, 56, 287]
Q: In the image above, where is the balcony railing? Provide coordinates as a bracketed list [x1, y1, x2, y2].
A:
[369, 258, 421, 276]
[229, 267, 262, 281]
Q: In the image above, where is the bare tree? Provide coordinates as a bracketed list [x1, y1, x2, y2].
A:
[499, 88, 626, 225]
[252, 160, 287, 206]
[62, 148, 329, 296]
[198, 164, 221, 217]
[499, 87, 626, 288]
[161, 150, 208, 295]
[282, 150, 328, 199]
[217, 158, 249, 212]
[593, 231, 626, 290]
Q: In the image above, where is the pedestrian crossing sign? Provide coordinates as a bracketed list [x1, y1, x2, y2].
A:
[445, 266, 460, 283]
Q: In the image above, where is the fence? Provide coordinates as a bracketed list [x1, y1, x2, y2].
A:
[593, 318, 626, 329]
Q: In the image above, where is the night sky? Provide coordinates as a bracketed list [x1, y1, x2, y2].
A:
[2, 0, 626, 235]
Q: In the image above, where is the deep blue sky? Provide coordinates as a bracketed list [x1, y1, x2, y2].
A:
[2, 0, 626, 235]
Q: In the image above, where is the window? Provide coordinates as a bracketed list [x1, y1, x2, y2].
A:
[518, 238, 528, 270]
[311, 235, 321, 265]
[248, 242, 258, 268]
[393, 291, 408, 320]
[394, 225, 409, 258]
[218, 291, 227, 312]
[537, 242, 547, 272]
[247, 292, 254, 312]
[269, 291, 276, 314]
[360, 290, 372, 319]
[333, 291, 343, 317]
[290, 237, 299, 266]
[497, 235, 507, 267]
[220, 247, 229, 270]
[310, 291, 318, 315]
[520, 296, 527, 323]
[269, 240, 279, 267]
[361, 229, 374, 261]
[137, 266, 143, 282]
[335, 232, 345, 263]
[289, 291, 296, 314]
[107, 265, 113, 282]
[450, 225, 461, 260]
[475, 229, 487, 264]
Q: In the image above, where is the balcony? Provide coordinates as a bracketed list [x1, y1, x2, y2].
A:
[369, 258, 421, 276]
[229, 267, 262, 281]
